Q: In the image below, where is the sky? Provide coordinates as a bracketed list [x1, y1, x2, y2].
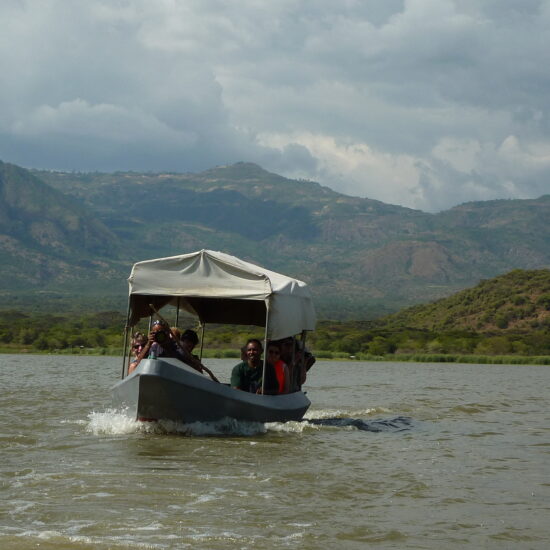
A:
[1, 0, 550, 212]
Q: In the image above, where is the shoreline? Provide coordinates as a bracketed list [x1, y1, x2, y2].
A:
[1, 347, 549, 365]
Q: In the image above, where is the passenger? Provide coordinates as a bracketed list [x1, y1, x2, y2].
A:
[293, 340, 316, 387]
[180, 329, 199, 356]
[304, 346, 316, 372]
[133, 320, 219, 382]
[138, 321, 198, 367]
[128, 332, 147, 375]
[278, 337, 294, 366]
[278, 336, 307, 392]
[297, 339, 316, 373]
[172, 326, 219, 382]
[146, 320, 180, 360]
[266, 341, 290, 394]
[230, 338, 278, 394]
[170, 327, 182, 341]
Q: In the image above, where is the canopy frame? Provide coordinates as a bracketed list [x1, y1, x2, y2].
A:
[122, 250, 316, 378]
[127, 250, 316, 339]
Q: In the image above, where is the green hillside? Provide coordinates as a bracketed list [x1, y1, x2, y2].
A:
[2, 269, 549, 361]
[306, 269, 550, 359]
[376, 269, 550, 332]
[0, 161, 117, 255]
[0, 161, 125, 294]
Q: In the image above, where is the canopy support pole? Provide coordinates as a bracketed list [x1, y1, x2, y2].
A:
[261, 301, 270, 395]
[121, 300, 132, 379]
[199, 322, 205, 362]
[298, 330, 307, 390]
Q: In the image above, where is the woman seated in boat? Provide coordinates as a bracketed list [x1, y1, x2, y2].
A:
[266, 341, 290, 394]
[230, 338, 279, 395]
[128, 332, 147, 375]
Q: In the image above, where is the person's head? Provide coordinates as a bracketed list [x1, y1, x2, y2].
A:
[267, 342, 281, 363]
[131, 332, 147, 357]
[180, 329, 199, 353]
[244, 338, 263, 366]
[278, 337, 295, 363]
[151, 320, 169, 344]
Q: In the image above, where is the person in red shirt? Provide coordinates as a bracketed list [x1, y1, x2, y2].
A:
[266, 341, 290, 394]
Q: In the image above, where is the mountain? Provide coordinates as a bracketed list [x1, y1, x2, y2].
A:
[0, 160, 122, 297]
[0, 160, 548, 317]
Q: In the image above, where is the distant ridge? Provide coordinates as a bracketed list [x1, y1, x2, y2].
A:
[0, 160, 117, 254]
[0, 159, 547, 317]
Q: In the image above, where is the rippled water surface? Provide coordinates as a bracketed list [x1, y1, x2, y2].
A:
[1, 355, 549, 549]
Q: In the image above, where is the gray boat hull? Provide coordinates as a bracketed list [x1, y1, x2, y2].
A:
[111, 358, 311, 423]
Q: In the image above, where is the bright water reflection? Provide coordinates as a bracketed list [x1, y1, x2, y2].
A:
[1, 355, 549, 549]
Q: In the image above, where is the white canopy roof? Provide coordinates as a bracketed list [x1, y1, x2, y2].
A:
[127, 249, 316, 340]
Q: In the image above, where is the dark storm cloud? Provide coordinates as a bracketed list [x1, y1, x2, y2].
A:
[1, 0, 549, 211]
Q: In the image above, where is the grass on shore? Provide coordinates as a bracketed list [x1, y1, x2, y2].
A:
[1, 346, 549, 365]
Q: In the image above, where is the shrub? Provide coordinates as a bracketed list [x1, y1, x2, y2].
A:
[495, 315, 509, 329]
[368, 336, 395, 356]
[536, 293, 550, 310]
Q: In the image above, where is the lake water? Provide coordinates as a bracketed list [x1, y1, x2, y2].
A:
[1, 355, 549, 549]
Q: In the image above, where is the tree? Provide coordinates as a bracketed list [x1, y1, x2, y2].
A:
[368, 336, 394, 356]
[34, 335, 49, 350]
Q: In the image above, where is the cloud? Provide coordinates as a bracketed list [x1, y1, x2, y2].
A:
[1, 0, 550, 210]
[13, 99, 195, 144]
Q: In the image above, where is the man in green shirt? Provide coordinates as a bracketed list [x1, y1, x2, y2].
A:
[231, 338, 278, 394]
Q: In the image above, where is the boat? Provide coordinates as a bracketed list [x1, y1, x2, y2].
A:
[111, 249, 317, 423]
